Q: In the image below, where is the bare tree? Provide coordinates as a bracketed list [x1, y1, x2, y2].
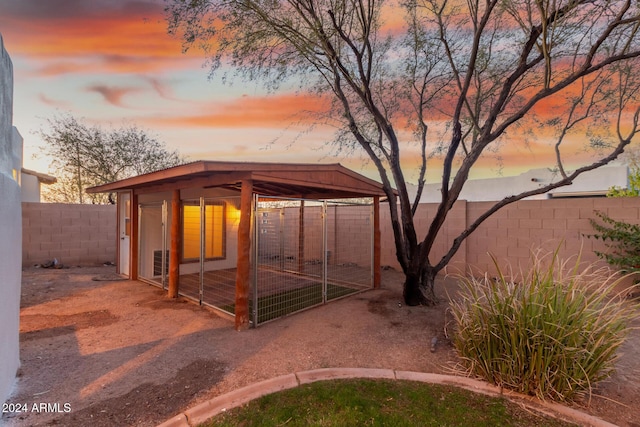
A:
[40, 114, 185, 204]
[166, 0, 640, 305]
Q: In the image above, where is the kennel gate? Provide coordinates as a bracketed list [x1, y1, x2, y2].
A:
[137, 201, 168, 289]
[136, 195, 374, 326]
[252, 196, 374, 326]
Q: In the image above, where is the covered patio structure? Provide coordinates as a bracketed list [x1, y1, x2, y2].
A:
[87, 161, 388, 330]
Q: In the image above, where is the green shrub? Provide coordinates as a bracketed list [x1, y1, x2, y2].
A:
[607, 166, 640, 197]
[588, 210, 640, 275]
[450, 249, 638, 402]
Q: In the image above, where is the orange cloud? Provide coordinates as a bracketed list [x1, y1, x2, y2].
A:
[34, 61, 93, 76]
[145, 93, 332, 128]
[0, 0, 201, 75]
[31, 55, 199, 77]
[25, 20, 183, 57]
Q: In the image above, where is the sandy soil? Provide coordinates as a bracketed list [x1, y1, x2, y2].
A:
[2, 265, 639, 427]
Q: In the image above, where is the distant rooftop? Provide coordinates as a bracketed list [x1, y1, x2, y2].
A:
[21, 168, 57, 185]
[410, 165, 629, 202]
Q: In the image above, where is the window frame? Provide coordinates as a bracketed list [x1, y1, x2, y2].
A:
[181, 200, 227, 263]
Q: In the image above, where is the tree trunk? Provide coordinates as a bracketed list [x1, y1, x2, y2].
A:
[402, 264, 437, 306]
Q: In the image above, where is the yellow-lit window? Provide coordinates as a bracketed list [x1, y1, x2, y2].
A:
[182, 201, 226, 261]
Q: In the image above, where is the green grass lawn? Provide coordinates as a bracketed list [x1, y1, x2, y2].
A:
[202, 379, 577, 426]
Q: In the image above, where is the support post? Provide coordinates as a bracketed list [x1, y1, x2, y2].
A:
[168, 189, 180, 298]
[322, 201, 327, 303]
[235, 179, 253, 331]
[297, 200, 305, 273]
[373, 196, 381, 289]
[162, 200, 168, 290]
[131, 192, 139, 281]
[199, 197, 205, 305]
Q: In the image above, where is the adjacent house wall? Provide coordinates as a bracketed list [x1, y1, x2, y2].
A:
[20, 172, 41, 202]
[22, 203, 116, 267]
[20, 169, 56, 203]
[413, 166, 630, 202]
[0, 33, 21, 404]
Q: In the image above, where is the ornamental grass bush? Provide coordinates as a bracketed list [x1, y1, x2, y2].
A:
[450, 248, 638, 402]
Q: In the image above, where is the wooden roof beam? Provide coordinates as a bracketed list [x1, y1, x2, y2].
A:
[132, 172, 250, 195]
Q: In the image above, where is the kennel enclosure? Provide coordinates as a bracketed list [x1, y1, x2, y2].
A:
[87, 161, 387, 330]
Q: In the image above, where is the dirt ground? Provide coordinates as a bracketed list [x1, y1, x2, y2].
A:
[2, 265, 639, 427]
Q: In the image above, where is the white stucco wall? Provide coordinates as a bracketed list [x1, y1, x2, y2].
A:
[414, 166, 630, 202]
[0, 33, 22, 405]
[20, 172, 40, 202]
[137, 189, 241, 277]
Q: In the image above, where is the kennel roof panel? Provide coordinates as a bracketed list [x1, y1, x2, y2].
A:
[86, 160, 391, 199]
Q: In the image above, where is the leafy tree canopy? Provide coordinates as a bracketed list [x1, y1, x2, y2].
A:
[40, 114, 185, 204]
[166, 0, 640, 305]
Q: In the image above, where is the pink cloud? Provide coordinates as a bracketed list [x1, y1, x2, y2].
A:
[85, 84, 140, 107]
[38, 93, 71, 108]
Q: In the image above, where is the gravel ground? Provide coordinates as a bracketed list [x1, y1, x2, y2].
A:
[2, 265, 638, 427]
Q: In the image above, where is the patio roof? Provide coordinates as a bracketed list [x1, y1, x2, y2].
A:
[86, 161, 389, 199]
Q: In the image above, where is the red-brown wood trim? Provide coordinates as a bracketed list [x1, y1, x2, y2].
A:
[235, 179, 253, 331]
[251, 171, 386, 196]
[132, 171, 251, 195]
[168, 189, 181, 298]
[115, 193, 122, 275]
[130, 192, 139, 280]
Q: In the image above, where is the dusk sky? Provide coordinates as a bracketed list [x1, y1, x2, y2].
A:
[0, 0, 623, 184]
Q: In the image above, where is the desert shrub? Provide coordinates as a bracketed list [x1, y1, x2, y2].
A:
[450, 249, 638, 402]
[588, 210, 640, 275]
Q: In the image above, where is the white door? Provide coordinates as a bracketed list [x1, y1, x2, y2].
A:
[119, 192, 131, 277]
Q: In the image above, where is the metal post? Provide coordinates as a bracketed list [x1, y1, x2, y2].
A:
[370, 202, 375, 288]
[161, 201, 168, 290]
[279, 208, 285, 271]
[252, 194, 259, 327]
[322, 201, 328, 303]
[298, 200, 305, 273]
[373, 196, 381, 289]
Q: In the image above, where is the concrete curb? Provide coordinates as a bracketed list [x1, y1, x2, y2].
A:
[156, 368, 618, 427]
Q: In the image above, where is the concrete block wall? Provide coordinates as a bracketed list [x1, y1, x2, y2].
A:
[300, 207, 323, 261]
[22, 203, 117, 267]
[379, 201, 467, 271]
[331, 204, 372, 267]
[269, 204, 374, 266]
[465, 197, 640, 277]
[0, 32, 21, 405]
[379, 197, 640, 280]
[20, 196, 639, 276]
